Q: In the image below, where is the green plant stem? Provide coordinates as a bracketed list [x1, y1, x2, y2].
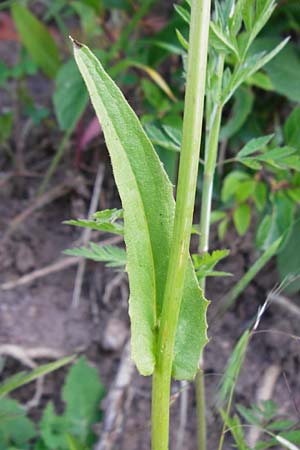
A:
[217, 382, 235, 450]
[201, 67, 224, 214]
[199, 54, 225, 256]
[195, 365, 207, 450]
[37, 127, 72, 196]
[151, 1, 211, 449]
[195, 54, 225, 450]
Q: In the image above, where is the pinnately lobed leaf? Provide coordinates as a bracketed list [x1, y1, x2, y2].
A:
[72, 39, 208, 380]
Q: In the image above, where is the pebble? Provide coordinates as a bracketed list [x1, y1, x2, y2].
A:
[101, 317, 128, 352]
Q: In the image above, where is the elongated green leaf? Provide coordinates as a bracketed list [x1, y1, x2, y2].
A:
[237, 134, 273, 158]
[223, 38, 289, 104]
[0, 356, 75, 398]
[145, 124, 181, 152]
[176, 29, 189, 50]
[11, 3, 60, 78]
[210, 22, 239, 58]
[219, 412, 249, 450]
[163, 125, 182, 147]
[233, 203, 251, 236]
[241, 0, 276, 57]
[277, 215, 300, 294]
[220, 87, 254, 141]
[251, 38, 300, 103]
[53, 59, 89, 131]
[174, 4, 190, 24]
[72, 39, 208, 379]
[256, 146, 297, 162]
[284, 107, 300, 147]
[218, 329, 250, 404]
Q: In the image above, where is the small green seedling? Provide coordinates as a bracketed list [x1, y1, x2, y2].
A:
[0, 357, 104, 450]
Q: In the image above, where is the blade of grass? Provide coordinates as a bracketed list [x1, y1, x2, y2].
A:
[0, 355, 75, 397]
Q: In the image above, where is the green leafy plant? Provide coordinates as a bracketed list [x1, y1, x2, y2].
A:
[0, 357, 104, 450]
[221, 397, 300, 450]
[168, 1, 296, 448]
[143, 0, 300, 314]
[1, 0, 299, 448]
[0, 397, 36, 449]
[71, 11, 209, 387]
[215, 300, 300, 450]
[39, 357, 104, 449]
[3, 0, 181, 191]
[0, 355, 74, 449]
[63, 0, 300, 449]
[68, 0, 211, 447]
[160, 0, 300, 325]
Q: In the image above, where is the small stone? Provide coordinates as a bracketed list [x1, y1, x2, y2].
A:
[15, 243, 36, 274]
[101, 317, 128, 352]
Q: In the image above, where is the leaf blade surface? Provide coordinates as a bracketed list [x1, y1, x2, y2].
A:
[11, 3, 60, 78]
[73, 40, 208, 379]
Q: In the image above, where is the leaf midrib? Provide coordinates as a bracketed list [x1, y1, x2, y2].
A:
[81, 49, 160, 326]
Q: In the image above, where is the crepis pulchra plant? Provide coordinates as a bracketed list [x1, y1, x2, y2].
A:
[66, 0, 291, 449]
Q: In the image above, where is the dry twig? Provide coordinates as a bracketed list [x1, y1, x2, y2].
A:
[94, 340, 135, 450]
[72, 164, 105, 308]
[0, 344, 64, 367]
[3, 177, 83, 241]
[103, 272, 127, 305]
[0, 257, 80, 290]
[270, 293, 300, 319]
[0, 236, 123, 291]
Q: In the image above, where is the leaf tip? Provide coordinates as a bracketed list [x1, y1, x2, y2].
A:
[69, 35, 83, 49]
